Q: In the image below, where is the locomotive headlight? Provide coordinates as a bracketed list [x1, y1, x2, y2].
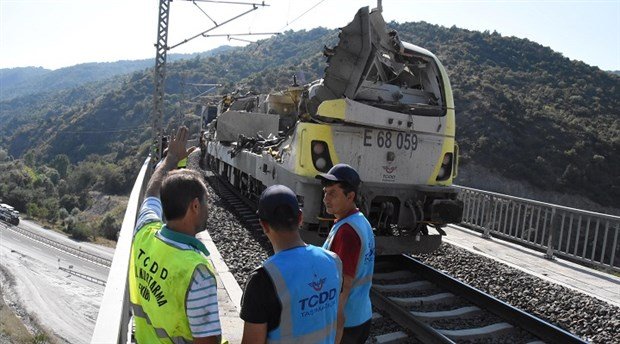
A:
[310, 140, 333, 172]
[436, 152, 453, 181]
[313, 142, 325, 155]
[442, 154, 451, 166]
[438, 166, 446, 179]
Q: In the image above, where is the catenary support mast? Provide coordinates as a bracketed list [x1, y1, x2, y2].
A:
[151, 0, 171, 164]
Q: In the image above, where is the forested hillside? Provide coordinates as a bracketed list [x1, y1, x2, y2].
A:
[0, 22, 618, 242]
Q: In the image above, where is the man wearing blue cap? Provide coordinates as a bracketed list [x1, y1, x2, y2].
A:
[240, 185, 343, 343]
[316, 164, 375, 344]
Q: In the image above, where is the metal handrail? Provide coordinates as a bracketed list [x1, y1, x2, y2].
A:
[91, 158, 151, 344]
[455, 185, 620, 272]
[3, 224, 111, 266]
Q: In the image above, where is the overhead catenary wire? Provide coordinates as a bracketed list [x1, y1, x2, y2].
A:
[192, 0, 218, 26]
[168, 0, 270, 50]
[191, 0, 267, 5]
[280, 0, 328, 31]
[168, 6, 259, 50]
[198, 32, 280, 38]
[228, 36, 255, 43]
[58, 126, 150, 134]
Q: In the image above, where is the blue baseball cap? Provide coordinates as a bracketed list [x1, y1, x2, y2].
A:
[315, 163, 361, 188]
[257, 185, 301, 222]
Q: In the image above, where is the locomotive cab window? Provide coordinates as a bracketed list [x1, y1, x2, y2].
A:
[356, 46, 446, 117]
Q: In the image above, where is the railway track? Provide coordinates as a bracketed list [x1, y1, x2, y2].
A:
[205, 171, 263, 234]
[371, 254, 587, 343]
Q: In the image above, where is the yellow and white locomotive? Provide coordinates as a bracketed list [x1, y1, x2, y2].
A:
[205, 6, 463, 253]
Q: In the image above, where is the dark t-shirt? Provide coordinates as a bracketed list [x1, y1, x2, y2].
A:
[239, 267, 281, 332]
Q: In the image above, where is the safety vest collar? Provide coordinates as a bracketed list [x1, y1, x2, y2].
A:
[160, 225, 210, 257]
[333, 209, 360, 225]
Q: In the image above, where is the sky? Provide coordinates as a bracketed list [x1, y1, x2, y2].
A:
[1, 0, 619, 71]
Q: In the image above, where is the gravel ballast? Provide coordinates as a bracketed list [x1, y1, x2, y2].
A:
[416, 245, 620, 344]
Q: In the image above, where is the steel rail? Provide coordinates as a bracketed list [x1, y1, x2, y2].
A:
[373, 254, 587, 344]
[370, 287, 453, 344]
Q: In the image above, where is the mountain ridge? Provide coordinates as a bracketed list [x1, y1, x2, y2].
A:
[0, 46, 234, 101]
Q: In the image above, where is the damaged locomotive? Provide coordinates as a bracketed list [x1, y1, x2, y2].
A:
[204, 5, 463, 254]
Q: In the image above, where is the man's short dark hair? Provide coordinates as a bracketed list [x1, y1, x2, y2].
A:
[267, 205, 299, 232]
[257, 185, 300, 232]
[160, 170, 207, 221]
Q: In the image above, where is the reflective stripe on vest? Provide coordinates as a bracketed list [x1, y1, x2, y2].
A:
[322, 212, 375, 327]
[131, 302, 192, 344]
[263, 245, 341, 344]
[129, 222, 216, 343]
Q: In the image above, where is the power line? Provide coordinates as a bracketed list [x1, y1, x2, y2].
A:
[281, 0, 328, 31]
[59, 126, 150, 134]
[192, 0, 267, 5]
[168, 1, 270, 50]
[198, 32, 280, 38]
[192, 0, 218, 26]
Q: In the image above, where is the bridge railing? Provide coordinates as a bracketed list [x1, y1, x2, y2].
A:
[456, 185, 620, 272]
[92, 158, 151, 344]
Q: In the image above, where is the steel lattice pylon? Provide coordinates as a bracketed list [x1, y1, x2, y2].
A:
[151, 0, 171, 164]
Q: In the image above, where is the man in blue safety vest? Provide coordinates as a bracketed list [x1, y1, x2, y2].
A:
[240, 185, 343, 343]
[317, 164, 375, 344]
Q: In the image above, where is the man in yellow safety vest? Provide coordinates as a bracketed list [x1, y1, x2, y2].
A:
[129, 126, 223, 344]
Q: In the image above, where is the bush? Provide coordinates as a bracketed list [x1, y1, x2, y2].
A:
[64, 216, 93, 240]
[70, 221, 93, 241]
[63, 216, 77, 234]
[99, 213, 119, 240]
[60, 195, 80, 212]
[58, 208, 69, 220]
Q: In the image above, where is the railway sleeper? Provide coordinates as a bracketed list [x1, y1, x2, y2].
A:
[437, 322, 514, 341]
[373, 280, 434, 292]
[375, 331, 409, 344]
[373, 270, 415, 280]
[390, 292, 456, 306]
[409, 306, 482, 320]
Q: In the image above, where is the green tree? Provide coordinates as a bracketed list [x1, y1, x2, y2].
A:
[51, 154, 71, 179]
[23, 150, 36, 167]
[99, 213, 119, 240]
[58, 208, 69, 220]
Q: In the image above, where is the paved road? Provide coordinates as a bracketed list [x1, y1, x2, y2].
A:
[0, 220, 113, 343]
